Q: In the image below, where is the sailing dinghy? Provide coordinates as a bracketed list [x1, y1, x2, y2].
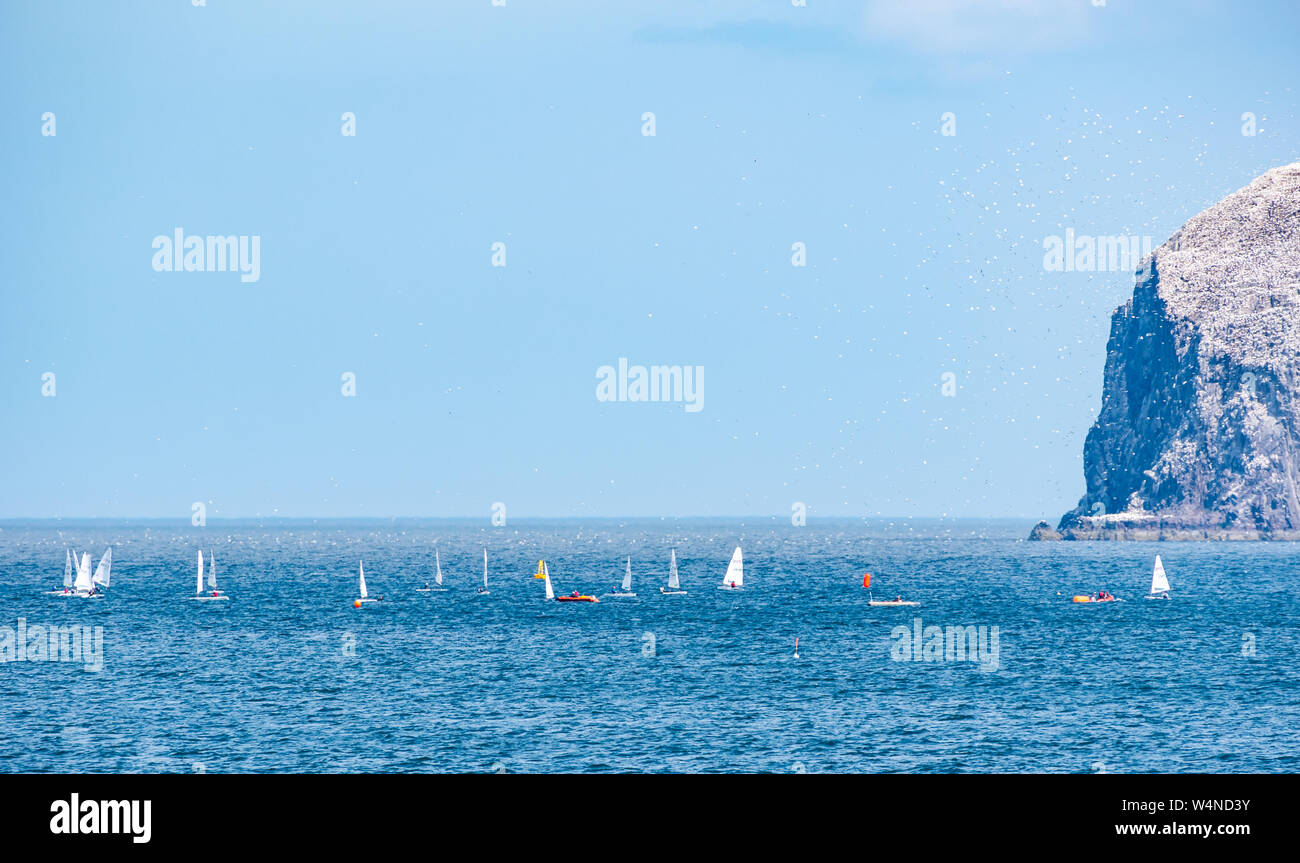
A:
[717, 546, 744, 590]
[661, 549, 686, 595]
[417, 548, 449, 592]
[542, 562, 555, 600]
[477, 548, 490, 595]
[354, 561, 379, 605]
[92, 548, 111, 595]
[72, 551, 93, 597]
[49, 548, 75, 596]
[607, 557, 636, 597]
[192, 550, 230, 601]
[1145, 555, 1171, 600]
[70, 548, 110, 598]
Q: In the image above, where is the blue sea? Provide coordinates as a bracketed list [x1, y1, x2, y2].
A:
[0, 519, 1296, 773]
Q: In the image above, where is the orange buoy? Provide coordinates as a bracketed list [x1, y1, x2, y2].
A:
[353, 599, 362, 608]
[862, 572, 872, 588]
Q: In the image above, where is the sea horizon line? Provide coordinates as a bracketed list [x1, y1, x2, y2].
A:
[0, 515, 1043, 524]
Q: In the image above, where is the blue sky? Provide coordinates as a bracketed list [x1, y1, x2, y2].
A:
[2, 0, 1297, 519]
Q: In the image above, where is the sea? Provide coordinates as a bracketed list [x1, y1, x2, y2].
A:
[1, 518, 1296, 774]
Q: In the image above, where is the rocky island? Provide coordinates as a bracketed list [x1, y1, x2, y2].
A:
[1035, 161, 1300, 540]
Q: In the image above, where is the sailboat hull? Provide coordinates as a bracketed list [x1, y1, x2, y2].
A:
[192, 595, 231, 602]
[869, 600, 919, 607]
[556, 595, 599, 603]
[607, 592, 636, 598]
[416, 588, 448, 593]
[660, 588, 687, 595]
[717, 585, 743, 591]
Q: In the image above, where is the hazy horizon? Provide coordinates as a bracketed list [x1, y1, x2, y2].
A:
[0, 514, 1039, 524]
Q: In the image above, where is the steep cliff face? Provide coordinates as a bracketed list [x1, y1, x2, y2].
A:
[1049, 161, 1300, 540]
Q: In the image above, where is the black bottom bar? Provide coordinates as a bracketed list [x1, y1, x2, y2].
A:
[0, 773, 1282, 851]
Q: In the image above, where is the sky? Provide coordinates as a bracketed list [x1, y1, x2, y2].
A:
[1, 0, 1298, 520]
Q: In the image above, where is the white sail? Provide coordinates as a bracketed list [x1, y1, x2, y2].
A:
[721, 546, 743, 588]
[63, 549, 73, 588]
[208, 551, 217, 590]
[1150, 555, 1170, 594]
[483, 548, 488, 589]
[668, 549, 680, 590]
[74, 552, 92, 592]
[197, 550, 205, 595]
[92, 547, 112, 588]
[359, 561, 369, 599]
[434, 548, 443, 586]
[544, 562, 555, 600]
[622, 557, 633, 591]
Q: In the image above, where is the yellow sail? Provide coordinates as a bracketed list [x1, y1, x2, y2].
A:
[533, 559, 546, 579]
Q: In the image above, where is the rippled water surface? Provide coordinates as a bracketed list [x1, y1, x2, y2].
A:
[1, 519, 1296, 773]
